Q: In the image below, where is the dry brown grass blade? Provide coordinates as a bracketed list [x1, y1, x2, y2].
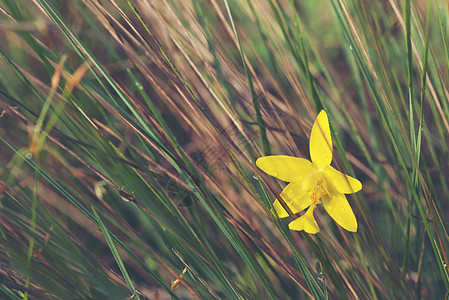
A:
[387, 0, 449, 132]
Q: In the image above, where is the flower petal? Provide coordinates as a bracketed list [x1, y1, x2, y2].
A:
[288, 205, 320, 234]
[322, 193, 357, 232]
[272, 200, 292, 218]
[256, 155, 315, 182]
[272, 182, 312, 218]
[324, 166, 362, 194]
[310, 110, 332, 169]
[301, 171, 324, 193]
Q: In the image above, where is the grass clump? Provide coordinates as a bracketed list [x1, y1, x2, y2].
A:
[0, 0, 448, 298]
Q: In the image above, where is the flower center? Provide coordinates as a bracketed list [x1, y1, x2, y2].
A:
[311, 182, 326, 205]
[302, 172, 327, 205]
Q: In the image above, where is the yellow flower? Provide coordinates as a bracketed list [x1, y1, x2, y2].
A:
[256, 110, 362, 234]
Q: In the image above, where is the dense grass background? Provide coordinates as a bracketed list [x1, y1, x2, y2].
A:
[0, 0, 448, 299]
